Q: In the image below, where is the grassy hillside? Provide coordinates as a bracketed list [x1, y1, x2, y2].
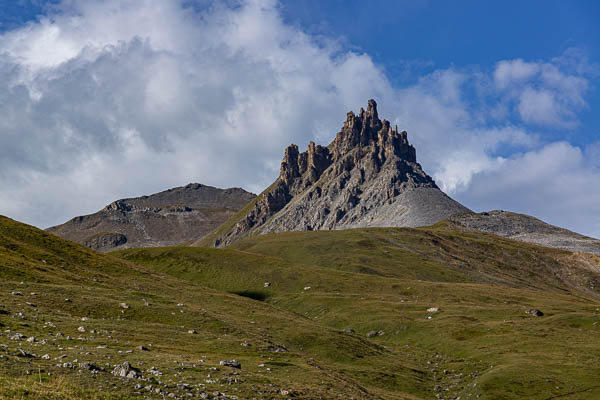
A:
[118, 225, 600, 399]
[1, 216, 429, 399]
[4, 214, 600, 399]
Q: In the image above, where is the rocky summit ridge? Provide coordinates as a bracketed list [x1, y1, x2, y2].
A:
[47, 183, 255, 251]
[205, 99, 470, 247]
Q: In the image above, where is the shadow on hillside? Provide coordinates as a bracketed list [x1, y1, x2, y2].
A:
[230, 290, 270, 301]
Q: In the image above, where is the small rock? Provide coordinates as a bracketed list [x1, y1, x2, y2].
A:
[26, 336, 36, 343]
[303, 286, 311, 291]
[526, 309, 544, 316]
[427, 307, 440, 312]
[17, 349, 33, 357]
[219, 360, 241, 369]
[264, 282, 271, 287]
[343, 328, 355, 334]
[8, 333, 25, 340]
[112, 361, 140, 379]
[41, 354, 50, 360]
[119, 303, 130, 309]
[137, 345, 149, 351]
[268, 344, 288, 352]
[79, 362, 99, 371]
[65, 298, 72, 303]
[188, 329, 197, 334]
[11, 291, 23, 296]
[77, 326, 86, 333]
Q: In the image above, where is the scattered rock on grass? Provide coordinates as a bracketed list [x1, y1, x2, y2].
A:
[343, 328, 355, 334]
[79, 362, 100, 371]
[112, 361, 140, 379]
[219, 360, 241, 369]
[526, 309, 544, 317]
[268, 344, 288, 353]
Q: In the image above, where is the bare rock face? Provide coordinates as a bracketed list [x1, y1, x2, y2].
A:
[83, 233, 128, 251]
[47, 183, 255, 251]
[209, 100, 470, 247]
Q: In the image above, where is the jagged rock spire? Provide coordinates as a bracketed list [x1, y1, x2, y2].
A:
[211, 99, 470, 247]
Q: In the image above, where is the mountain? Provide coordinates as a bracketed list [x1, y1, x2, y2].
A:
[47, 183, 255, 251]
[199, 99, 470, 247]
[446, 210, 600, 255]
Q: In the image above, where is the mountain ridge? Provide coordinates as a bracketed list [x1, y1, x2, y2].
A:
[47, 183, 255, 251]
[446, 210, 600, 255]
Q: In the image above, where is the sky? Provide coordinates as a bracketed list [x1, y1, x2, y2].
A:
[0, 0, 599, 238]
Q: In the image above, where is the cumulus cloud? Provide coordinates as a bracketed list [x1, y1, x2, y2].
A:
[460, 142, 600, 238]
[0, 0, 394, 228]
[0, 0, 599, 239]
[492, 54, 591, 128]
[494, 59, 539, 89]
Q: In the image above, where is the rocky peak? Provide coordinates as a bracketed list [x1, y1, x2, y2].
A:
[280, 99, 417, 191]
[205, 99, 470, 248]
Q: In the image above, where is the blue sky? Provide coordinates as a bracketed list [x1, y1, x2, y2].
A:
[0, 0, 599, 237]
[280, 0, 600, 146]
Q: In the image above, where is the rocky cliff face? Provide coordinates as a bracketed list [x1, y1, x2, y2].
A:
[47, 183, 255, 251]
[206, 100, 470, 247]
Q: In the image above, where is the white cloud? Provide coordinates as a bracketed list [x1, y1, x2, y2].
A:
[517, 87, 568, 127]
[494, 59, 539, 89]
[492, 54, 592, 128]
[0, 0, 598, 240]
[0, 0, 395, 229]
[458, 142, 600, 238]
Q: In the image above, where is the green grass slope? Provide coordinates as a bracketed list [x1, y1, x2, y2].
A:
[117, 225, 600, 399]
[1, 215, 430, 399]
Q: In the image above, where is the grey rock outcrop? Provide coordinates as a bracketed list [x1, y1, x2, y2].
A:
[206, 99, 470, 247]
[112, 361, 140, 379]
